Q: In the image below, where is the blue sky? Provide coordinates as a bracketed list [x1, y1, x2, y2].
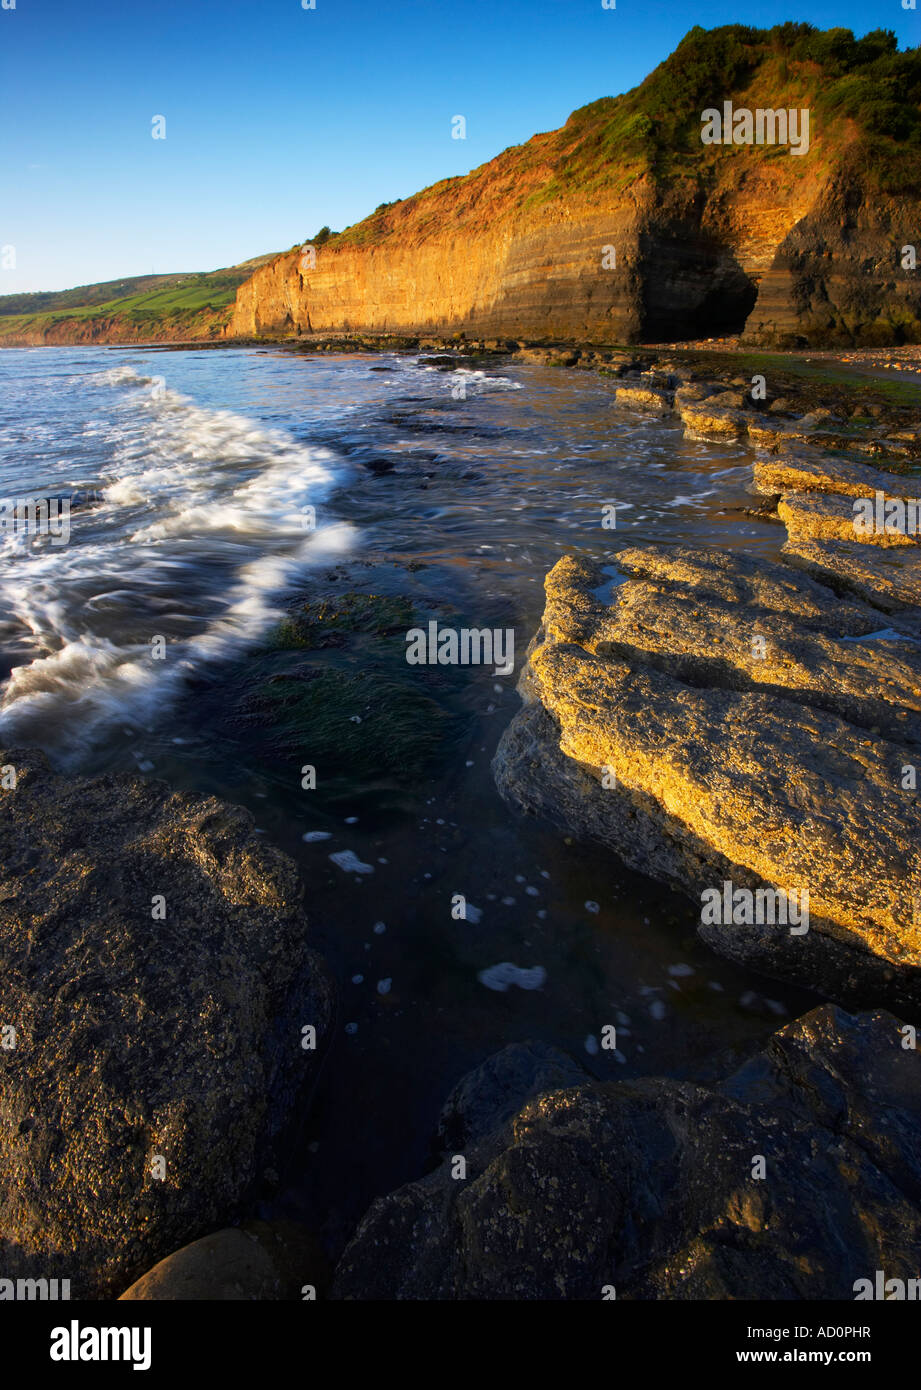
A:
[1, 0, 918, 293]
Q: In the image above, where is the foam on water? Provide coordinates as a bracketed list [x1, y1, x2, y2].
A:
[420, 366, 523, 393]
[0, 363, 354, 760]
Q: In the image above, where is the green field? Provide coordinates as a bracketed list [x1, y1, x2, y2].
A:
[0, 254, 278, 343]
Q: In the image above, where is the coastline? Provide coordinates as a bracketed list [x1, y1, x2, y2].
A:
[2, 337, 920, 1299]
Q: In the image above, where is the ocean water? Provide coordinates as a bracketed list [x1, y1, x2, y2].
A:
[0, 345, 818, 1251]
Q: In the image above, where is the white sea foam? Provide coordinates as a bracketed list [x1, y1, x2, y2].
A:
[0, 365, 354, 759]
[477, 962, 547, 992]
[420, 366, 522, 393]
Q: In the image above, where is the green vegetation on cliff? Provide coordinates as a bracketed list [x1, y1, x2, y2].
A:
[329, 23, 920, 248]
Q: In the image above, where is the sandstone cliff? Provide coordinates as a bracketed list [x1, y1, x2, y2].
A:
[229, 25, 921, 348]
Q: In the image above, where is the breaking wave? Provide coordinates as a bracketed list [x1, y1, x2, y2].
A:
[0, 365, 354, 759]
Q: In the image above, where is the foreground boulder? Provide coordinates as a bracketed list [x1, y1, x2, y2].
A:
[333, 1008, 921, 1299]
[118, 1221, 330, 1300]
[0, 749, 334, 1298]
[493, 546, 921, 1012]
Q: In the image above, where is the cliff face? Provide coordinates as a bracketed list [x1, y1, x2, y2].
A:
[229, 25, 921, 348]
[228, 159, 823, 347]
[231, 202, 648, 343]
[745, 159, 920, 346]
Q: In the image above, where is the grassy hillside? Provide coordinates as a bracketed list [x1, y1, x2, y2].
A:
[330, 23, 920, 250]
[0, 254, 279, 345]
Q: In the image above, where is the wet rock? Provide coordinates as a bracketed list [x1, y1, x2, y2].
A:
[779, 491, 921, 548]
[493, 548, 921, 1012]
[754, 450, 913, 500]
[747, 417, 870, 452]
[800, 409, 838, 429]
[437, 1041, 590, 1151]
[673, 383, 717, 407]
[239, 665, 454, 778]
[118, 1221, 330, 1300]
[750, 445, 921, 611]
[270, 591, 417, 649]
[614, 385, 672, 413]
[678, 401, 746, 438]
[0, 749, 334, 1298]
[705, 390, 747, 410]
[332, 1006, 921, 1300]
[783, 536, 921, 613]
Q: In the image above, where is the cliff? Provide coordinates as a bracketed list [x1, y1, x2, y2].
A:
[0, 256, 277, 348]
[229, 24, 921, 348]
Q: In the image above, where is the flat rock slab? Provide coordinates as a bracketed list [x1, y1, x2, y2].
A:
[614, 385, 672, 413]
[784, 536, 921, 612]
[746, 419, 881, 454]
[0, 749, 334, 1298]
[494, 546, 921, 1011]
[332, 1007, 921, 1300]
[678, 401, 747, 438]
[754, 450, 916, 499]
[779, 490, 921, 547]
[751, 445, 921, 610]
[591, 547, 921, 748]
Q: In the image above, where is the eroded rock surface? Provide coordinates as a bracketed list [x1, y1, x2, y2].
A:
[614, 384, 673, 413]
[754, 450, 915, 500]
[779, 491, 921, 548]
[493, 546, 921, 1010]
[0, 749, 334, 1298]
[750, 446, 921, 612]
[784, 537, 921, 612]
[332, 1008, 921, 1300]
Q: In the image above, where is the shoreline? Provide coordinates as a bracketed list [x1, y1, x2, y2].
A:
[2, 339, 920, 1299]
[3, 331, 921, 377]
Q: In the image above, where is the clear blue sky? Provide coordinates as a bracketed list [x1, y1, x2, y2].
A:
[1, 0, 918, 293]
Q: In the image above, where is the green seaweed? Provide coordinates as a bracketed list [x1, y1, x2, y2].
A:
[266, 592, 417, 651]
[250, 667, 452, 776]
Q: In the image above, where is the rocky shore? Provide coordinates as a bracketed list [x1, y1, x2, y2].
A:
[494, 367, 921, 1016]
[2, 344, 920, 1301]
[332, 1007, 921, 1300]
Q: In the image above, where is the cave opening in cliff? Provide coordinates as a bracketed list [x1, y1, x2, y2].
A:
[639, 238, 760, 341]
